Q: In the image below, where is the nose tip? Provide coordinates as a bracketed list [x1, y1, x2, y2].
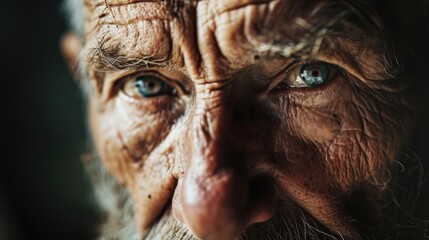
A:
[174, 165, 276, 240]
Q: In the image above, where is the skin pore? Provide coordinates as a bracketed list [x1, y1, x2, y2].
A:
[62, 0, 428, 239]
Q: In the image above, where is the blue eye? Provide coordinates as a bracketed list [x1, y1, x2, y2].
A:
[299, 63, 330, 87]
[124, 75, 176, 98]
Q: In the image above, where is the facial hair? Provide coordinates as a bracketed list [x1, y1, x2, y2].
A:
[83, 150, 427, 240]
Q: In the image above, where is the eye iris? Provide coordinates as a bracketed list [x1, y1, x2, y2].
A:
[135, 77, 164, 97]
[300, 63, 330, 86]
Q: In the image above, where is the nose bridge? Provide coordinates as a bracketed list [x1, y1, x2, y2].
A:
[190, 81, 262, 154]
[192, 91, 240, 172]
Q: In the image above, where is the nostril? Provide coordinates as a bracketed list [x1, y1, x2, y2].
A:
[248, 176, 277, 224]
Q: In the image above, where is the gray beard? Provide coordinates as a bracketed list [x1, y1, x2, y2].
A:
[84, 152, 427, 240]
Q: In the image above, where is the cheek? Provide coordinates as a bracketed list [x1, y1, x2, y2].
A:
[88, 96, 180, 187]
[273, 79, 410, 192]
[323, 88, 410, 189]
[321, 103, 390, 190]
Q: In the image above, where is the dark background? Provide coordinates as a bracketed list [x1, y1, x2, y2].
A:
[1, 1, 428, 240]
[1, 1, 98, 240]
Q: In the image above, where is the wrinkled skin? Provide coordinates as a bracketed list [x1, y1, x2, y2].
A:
[63, 0, 427, 239]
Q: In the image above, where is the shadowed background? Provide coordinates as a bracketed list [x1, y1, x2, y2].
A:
[1, 1, 98, 240]
[1, 1, 428, 240]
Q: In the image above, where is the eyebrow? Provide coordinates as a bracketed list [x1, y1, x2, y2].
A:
[87, 35, 171, 72]
[254, 1, 386, 59]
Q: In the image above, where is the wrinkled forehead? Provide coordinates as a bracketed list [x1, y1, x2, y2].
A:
[82, 0, 390, 78]
[83, 0, 385, 36]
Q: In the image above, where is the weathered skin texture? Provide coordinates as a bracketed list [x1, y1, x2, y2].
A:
[68, 0, 426, 239]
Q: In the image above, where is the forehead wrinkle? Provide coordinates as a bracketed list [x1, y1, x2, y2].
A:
[87, 0, 195, 25]
[85, 6, 180, 71]
[84, 0, 389, 70]
[206, 0, 274, 16]
[83, 0, 197, 30]
[84, 0, 391, 83]
[83, 2, 196, 93]
[85, 0, 197, 8]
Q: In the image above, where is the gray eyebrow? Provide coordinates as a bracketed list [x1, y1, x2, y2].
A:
[254, 0, 387, 59]
[86, 36, 171, 71]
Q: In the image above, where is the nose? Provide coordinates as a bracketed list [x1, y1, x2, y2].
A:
[173, 103, 276, 239]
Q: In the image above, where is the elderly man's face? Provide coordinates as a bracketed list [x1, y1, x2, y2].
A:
[64, 0, 420, 239]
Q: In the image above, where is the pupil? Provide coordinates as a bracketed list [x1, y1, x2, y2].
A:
[311, 70, 320, 77]
[147, 81, 156, 89]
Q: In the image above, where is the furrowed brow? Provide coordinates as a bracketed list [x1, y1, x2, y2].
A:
[86, 37, 171, 71]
